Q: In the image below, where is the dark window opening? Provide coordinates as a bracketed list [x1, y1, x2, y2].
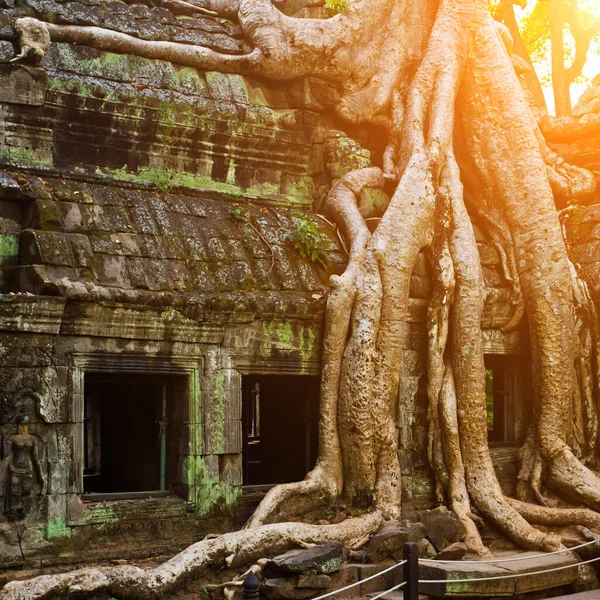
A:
[485, 355, 531, 446]
[83, 373, 186, 497]
[242, 375, 319, 486]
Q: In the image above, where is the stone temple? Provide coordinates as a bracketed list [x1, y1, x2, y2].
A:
[0, 0, 600, 582]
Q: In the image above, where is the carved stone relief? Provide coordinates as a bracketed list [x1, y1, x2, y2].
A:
[0, 390, 46, 522]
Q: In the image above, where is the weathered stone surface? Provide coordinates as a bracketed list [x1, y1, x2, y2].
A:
[365, 520, 427, 563]
[6, 174, 342, 304]
[262, 578, 318, 600]
[489, 552, 580, 595]
[420, 552, 580, 597]
[297, 573, 331, 589]
[435, 542, 468, 561]
[418, 538, 437, 558]
[0, 65, 47, 105]
[0, 40, 13, 61]
[0, 171, 21, 199]
[421, 507, 466, 552]
[267, 541, 344, 575]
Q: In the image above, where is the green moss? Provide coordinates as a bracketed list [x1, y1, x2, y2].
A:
[286, 176, 314, 202]
[212, 371, 226, 453]
[276, 322, 293, 350]
[183, 456, 241, 516]
[96, 165, 246, 196]
[46, 517, 71, 539]
[190, 368, 203, 431]
[299, 326, 316, 362]
[0, 234, 19, 258]
[0, 147, 52, 168]
[246, 182, 280, 196]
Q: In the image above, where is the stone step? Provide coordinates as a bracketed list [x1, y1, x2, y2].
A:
[418, 552, 580, 597]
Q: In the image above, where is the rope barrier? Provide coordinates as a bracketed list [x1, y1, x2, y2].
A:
[252, 538, 600, 600]
[418, 553, 600, 584]
[309, 560, 407, 600]
[419, 536, 600, 564]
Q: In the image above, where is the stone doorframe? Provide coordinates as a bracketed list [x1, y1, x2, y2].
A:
[70, 353, 202, 495]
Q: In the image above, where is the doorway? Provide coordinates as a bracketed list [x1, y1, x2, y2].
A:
[83, 373, 183, 496]
[484, 355, 531, 445]
[242, 375, 319, 486]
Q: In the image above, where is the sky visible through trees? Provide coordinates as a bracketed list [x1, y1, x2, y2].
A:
[503, 0, 600, 112]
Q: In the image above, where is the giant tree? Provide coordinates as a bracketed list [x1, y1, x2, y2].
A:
[3, 0, 600, 597]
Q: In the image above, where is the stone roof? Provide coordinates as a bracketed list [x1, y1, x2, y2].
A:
[0, 171, 344, 317]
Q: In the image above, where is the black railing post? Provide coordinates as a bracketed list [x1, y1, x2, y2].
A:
[243, 570, 261, 600]
[403, 542, 419, 600]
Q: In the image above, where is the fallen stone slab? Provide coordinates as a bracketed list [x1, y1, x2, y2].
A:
[266, 541, 344, 575]
[366, 520, 427, 562]
[435, 542, 467, 561]
[262, 578, 318, 600]
[421, 507, 466, 552]
[297, 573, 332, 589]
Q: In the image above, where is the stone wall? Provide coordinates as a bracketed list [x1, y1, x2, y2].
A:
[564, 204, 600, 301]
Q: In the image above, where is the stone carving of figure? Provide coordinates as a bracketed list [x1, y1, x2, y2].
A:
[2, 414, 44, 521]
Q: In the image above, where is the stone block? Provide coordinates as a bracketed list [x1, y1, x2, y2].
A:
[266, 541, 343, 575]
[297, 573, 331, 589]
[68, 234, 94, 269]
[219, 453, 242, 486]
[0, 40, 14, 61]
[46, 462, 69, 495]
[0, 65, 47, 106]
[131, 257, 172, 290]
[0, 172, 22, 200]
[165, 259, 191, 292]
[0, 231, 18, 262]
[328, 565, 360, 597]
[26, 199, 62, 230]
[421, 507, 466, 552]
[261, 578, 317, 600]
[419, 561, 514, 597]
[128, 200, 159, 234]
[91, 205, 133, 232]
[493, 552, 579, 595]
[354, 564, 399, 594]
[366, 520, 427, 563]
[58, 202, 93, 233]
[90, 232, 142, 256]
[204, 419, 241, 455]
[20, 230, 74, 267]
[435, 542, 467, 561]
[45, 494, 70, 539]
[92, 254, 130, 288]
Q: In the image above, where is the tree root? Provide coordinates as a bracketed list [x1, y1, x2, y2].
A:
[507, 497, 600, 531]
[0, 514, 383, 600]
